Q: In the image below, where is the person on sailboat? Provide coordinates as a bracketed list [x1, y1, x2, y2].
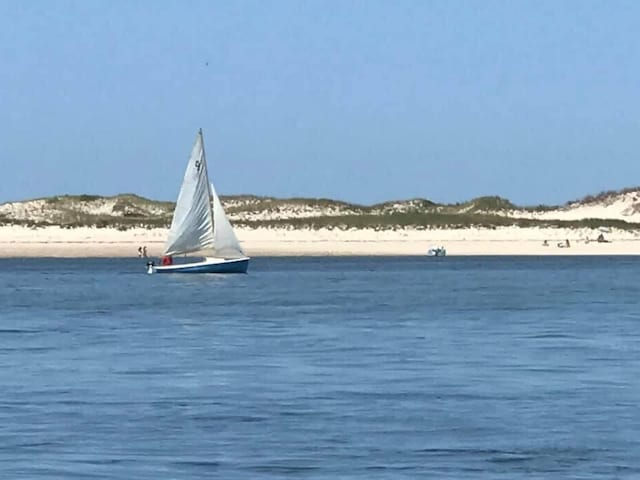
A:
[161, 255, 173, 266]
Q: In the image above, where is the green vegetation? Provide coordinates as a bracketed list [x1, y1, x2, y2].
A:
[234, 212, 640, 231]
[2, 189, 640, 231]
[463, 196, 516, 212]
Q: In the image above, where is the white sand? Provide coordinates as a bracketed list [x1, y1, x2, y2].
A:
[1, 225, 639, 257]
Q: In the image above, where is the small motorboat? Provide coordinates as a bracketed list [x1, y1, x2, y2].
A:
[427, 246, 446, 257]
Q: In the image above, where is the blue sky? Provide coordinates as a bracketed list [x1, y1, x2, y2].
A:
[1, 1, 639, 205]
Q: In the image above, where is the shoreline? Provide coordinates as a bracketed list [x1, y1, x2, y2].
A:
[1, 226, 639, 257]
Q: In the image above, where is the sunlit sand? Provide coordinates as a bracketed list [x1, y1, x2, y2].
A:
[1, 225, 638, 257]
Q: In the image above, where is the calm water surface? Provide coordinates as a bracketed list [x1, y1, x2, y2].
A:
[1, 256, 639, 479]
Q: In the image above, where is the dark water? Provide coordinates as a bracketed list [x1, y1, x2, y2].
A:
[1, 256, 640, 479]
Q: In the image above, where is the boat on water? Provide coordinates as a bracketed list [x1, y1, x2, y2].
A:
[147, 129, 249, 274]
[427, 246, 446, 257]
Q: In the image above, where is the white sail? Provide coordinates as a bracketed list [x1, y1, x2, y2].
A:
[211, 182, 245, 258]
[163, 130, 215, 256]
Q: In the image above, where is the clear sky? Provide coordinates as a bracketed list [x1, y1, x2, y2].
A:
[1, 1, 639, 205]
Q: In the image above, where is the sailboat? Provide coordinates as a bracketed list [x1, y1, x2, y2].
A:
[147, 129, 249, 274]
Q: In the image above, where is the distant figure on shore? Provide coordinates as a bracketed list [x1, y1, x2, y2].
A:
[137, 246, 143, 257]
[597, 233, 610, 243]
[542, 240, 549, 246]
[142, 246, 148, 257]
[557, 239, 570, 248]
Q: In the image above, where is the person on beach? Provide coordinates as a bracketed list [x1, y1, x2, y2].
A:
[142, 246, 147, 258]
[137, 246, 143, 257]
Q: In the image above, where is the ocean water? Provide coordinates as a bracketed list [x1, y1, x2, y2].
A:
[1, 256, 640, 479]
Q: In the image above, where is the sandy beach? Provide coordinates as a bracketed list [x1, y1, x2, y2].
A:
[1, 225, 639, 257]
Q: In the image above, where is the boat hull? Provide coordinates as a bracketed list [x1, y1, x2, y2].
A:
[149, 257, 249, 274]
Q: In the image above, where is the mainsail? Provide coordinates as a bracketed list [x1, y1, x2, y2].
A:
[163, 130, 215, 256]
[211, 182, 245, 258]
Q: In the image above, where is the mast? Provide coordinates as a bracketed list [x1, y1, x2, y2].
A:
[199, 128, 216, 245]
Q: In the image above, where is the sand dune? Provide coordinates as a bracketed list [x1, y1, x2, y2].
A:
[2, 189, 640, 257]
[503, 189, 640, 223]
